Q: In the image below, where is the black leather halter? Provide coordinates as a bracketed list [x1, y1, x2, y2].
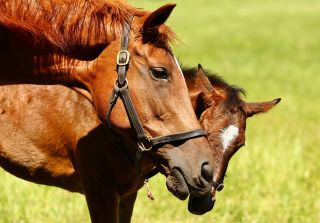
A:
[106, 17, 207, 177]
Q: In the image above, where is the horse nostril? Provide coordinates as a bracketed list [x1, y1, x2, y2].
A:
[201, 162, 213, 183]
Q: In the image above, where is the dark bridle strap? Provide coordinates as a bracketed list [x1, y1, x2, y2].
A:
[106, 15, 153, 176]
[117, 17, 131, 86]
[115, 16, 148, 142]
[135, 128, 207, 174]
[150, 129, 207, 146]
[119, 83, 148, 141]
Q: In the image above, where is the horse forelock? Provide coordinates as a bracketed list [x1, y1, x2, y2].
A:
[0, 0, 147, 56]
[144, 26, 176, 50]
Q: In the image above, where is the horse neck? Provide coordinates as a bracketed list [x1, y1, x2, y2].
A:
[0, 0, 129, 52]
[0, 0, 132, 86]
[0, 53, 95, 89]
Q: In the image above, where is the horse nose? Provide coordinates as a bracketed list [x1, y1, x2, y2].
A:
[201, 162, 213, 183]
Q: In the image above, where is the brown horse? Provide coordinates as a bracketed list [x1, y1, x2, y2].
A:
[184, 65, 280, 211]
[0, 65, 280, 221]
[0, 1, 215, 222]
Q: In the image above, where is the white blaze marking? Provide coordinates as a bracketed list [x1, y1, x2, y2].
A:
[220, 125, 239, 151]
[174, 56, 183, 77]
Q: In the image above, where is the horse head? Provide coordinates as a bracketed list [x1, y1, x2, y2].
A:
[77, 5, 215, 214]
[185, 65, 280, 214]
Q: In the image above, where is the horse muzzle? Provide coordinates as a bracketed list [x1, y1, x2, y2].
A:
[162, 137, 214, 201]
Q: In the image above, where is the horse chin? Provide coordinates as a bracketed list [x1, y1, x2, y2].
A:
[188, 193, 215, 215]
[166, 168, 189, 200]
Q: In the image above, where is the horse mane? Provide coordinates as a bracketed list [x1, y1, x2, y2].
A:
[182, 67, 245, 110]
[0, 0, 175, 60]
[206, 72, 245, 109]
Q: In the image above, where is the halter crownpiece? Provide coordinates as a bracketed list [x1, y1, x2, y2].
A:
[106, 16, 207, 177]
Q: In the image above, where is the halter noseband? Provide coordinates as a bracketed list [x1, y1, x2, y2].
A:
[106, 16, 207, 177]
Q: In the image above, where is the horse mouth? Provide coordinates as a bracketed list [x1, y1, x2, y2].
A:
[164, 167, 216, 215]
[188, 192, 215, 215]
[189, 184, 220, 215]
[166, 168, 189, 200]
[165, 167, 213, 202]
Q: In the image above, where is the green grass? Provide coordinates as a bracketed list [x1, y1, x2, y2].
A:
[1, 0, 319, 222]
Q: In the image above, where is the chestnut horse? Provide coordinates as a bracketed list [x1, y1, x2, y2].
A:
[0, 1, 215, 222]
[0, 65, 280, 221]
[184, 65, 280, 208]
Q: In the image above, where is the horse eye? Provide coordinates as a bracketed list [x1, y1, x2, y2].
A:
[150, 67, 169, 80]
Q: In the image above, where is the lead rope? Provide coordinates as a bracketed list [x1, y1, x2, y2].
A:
[144, 179, 154, 200]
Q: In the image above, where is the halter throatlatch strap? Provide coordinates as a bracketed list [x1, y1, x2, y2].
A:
[106, 16, 207, 178]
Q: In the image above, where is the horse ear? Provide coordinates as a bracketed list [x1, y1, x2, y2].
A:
[244, 98, 281, 117]
[197, 64, 224, 101]
[143, 3, 176, 30]
[197, 64, 213, 92]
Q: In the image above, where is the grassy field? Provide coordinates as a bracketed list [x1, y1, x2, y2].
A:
[1, 0, 319, 222]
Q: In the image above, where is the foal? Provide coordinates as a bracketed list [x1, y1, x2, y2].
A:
[184, 65, 280, 210]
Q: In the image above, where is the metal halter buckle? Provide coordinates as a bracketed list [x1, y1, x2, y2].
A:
[116, 50, 130, 66]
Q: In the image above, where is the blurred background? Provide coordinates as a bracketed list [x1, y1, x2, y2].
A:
[0, 0, 319, 222]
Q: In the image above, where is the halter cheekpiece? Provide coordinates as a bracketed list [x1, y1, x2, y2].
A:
[106, 16, 207, 178]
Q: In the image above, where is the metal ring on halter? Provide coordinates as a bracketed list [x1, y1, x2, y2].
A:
[213, 181, 224, 192]
[137, 141, 152, 152]
[115, 79, 128, 89]
[137, 133, 153, 152]
[216, 183, 224, 191]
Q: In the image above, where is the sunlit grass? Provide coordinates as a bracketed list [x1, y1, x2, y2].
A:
[1, 0, 319, 222]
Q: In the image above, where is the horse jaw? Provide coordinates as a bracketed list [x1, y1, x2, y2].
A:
[166, 168, 189, 200]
